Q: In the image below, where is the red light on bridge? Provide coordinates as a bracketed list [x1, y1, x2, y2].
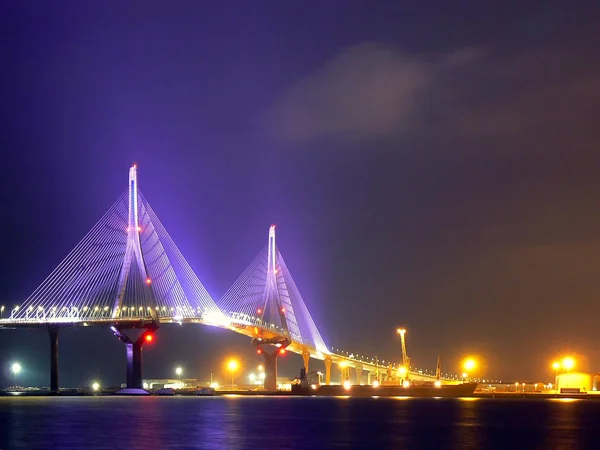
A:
[279, 349, 286, 355]
[257, 349, 262, 354]
[146, 278, 152, 284]
[257, 308, 262, 314]
[137, 226, 142, 232]
[145, 334, 154, 343]
[281, 308, 285, 313]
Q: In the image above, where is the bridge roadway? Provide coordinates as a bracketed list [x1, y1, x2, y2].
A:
[0, 310, 458, 389]
[214, 311, 460, 386]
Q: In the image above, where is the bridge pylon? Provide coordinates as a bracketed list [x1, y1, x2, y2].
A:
[219, 224, 331, 390]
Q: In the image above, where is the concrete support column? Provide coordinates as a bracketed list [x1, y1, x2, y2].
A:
[302, 349, 310, 373]
[125, 339, 144, 389]
[367, 371, 373, 385]
[324, 356, 332, 385]
[261, 350, 279, 391]
[252, 338, 289, 391]
[48, 326, 59, 394]
[355, 366, 363, 385]
[113, 327, 155, 389]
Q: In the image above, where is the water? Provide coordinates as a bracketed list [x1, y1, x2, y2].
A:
[0, 396, 598, 449]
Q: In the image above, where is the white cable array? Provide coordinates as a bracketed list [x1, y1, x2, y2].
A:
[139, 192, 219, 316]
[7, 189, 218, 324]
[278, 252, 330, 355]
[9, 192, 129, 322]
[218, 242, 330, 355]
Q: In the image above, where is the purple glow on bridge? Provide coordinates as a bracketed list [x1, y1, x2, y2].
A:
[6, 166, 220, 324]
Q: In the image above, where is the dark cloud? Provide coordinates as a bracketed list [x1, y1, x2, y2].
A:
[268, 42, 600, 151]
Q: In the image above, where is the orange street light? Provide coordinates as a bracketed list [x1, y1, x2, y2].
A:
[227, 359, 239, 387]
[562, 357, 575, 372]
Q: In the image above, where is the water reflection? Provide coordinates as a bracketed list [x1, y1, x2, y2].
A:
[1, 396, 600, 449]
[453, 398, 482, 449]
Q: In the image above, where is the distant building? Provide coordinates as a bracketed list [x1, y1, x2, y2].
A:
[556, 372, 595, 392]
[141, 378, 198, 390]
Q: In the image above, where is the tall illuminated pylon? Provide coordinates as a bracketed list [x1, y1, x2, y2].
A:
[111, 165, 157, 321]
[261, 225, 292, 339]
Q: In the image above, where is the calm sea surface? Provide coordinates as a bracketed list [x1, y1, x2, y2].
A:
[1, 396, 599, 449]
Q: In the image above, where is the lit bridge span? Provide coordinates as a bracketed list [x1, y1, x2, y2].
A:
[0, 166, 453, 391]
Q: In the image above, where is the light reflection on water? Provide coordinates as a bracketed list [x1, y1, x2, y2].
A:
[0, 396, 598, 449]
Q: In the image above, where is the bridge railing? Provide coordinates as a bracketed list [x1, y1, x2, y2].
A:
[0, 304, 217, 324]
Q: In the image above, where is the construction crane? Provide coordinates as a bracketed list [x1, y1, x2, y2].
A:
[396, 328, 410, 375]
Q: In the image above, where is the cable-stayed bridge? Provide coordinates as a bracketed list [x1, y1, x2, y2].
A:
[0, 166, 446, 391]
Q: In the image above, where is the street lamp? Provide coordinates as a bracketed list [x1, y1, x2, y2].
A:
[552, 361, 560, 390]
[92, 382, 100, 392]
[1, 305, 5, 319]
[11, 362, 22, 387]
[461, 358, 477, 381]
[227, 359, 239, 388]
[562, 357, 575, 372]
[175, 366, 183, 388]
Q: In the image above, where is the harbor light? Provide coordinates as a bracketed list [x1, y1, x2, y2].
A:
[11, 362, 22, 375]
[92, 382, 100, 391]
[403, 380, 410, 388]
[434, 380, 442, 388]
[249, 373, 256, 383]
[227, 359, 239, 387]
[562, 357, 575, 371]
[343, 380, 351, 390]
[463, 358, 476, 372]
[372, 380, 380, 388]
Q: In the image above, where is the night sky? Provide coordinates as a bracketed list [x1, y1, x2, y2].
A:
[1, 1, 600, 387]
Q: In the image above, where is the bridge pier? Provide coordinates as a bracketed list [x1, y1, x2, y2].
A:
[253, 338, 289, 391]
[112, 327, 155, 389]
[324, 356, 332, 385]
[302, 348, 310, 373]
[261, 349, 279, 391]
[48, 326, 59, 394]
[355, 365, 362, 385]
